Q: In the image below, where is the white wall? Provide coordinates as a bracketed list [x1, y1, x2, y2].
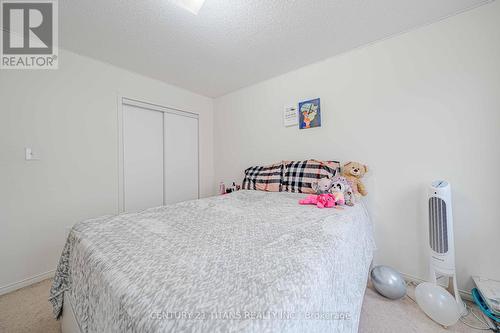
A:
[214, 2, 500, 291]
[0, 49, 214, 293]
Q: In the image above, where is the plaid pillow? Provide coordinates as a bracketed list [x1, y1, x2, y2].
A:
[242, 162, 284, 192]
[283, 159, 341, 193]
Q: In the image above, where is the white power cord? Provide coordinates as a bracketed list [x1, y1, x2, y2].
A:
[459, 303, 492, 331]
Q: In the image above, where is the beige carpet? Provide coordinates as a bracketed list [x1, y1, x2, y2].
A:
[0, 279, 61, 333]
[359, 282, 488, 333]
[0, 279, 489, 333]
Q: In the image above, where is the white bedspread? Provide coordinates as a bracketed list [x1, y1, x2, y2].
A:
[50, 190, 375, 333]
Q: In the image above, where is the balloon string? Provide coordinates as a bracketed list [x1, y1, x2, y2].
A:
[405, 281, 417, 303]
[406, 294, 417, 303]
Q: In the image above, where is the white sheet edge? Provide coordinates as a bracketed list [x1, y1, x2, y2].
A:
[61, 293, 82, 333]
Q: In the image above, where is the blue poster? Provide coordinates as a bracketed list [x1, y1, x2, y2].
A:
[299, 98, 321, 129]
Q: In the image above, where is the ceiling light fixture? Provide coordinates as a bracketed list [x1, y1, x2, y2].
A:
[172, 0, 206, 15]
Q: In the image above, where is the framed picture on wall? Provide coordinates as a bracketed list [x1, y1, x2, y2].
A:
[299, 98, 321, 129]
[283, 105, 298, 127]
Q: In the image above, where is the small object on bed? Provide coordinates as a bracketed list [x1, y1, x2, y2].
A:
[299, 193, 344, 208]
[331, 191, 345, 205]
[341, 161, 368, 196]
[311, 177, 334, 194]
[224, 182, 240, 194]
[219, 181, 226, 195]
[370, 265, 407, 300]
[330, 176, 356, 206]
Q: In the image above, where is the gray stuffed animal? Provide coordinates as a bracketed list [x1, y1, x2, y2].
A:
[311, 177, 334, 194]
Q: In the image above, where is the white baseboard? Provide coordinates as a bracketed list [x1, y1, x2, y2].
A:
[0, 270, 55, 296]
[401, 272, 473, 302]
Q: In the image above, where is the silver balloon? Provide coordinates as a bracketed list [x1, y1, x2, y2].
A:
[370, 265, 407, 300]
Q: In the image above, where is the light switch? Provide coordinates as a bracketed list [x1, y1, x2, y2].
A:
[25, 147, 40, 161]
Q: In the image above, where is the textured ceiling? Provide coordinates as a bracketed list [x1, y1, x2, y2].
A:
[60, 0, 491, 97]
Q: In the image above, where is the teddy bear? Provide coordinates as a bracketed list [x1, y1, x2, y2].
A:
[341, 162, 368, 196]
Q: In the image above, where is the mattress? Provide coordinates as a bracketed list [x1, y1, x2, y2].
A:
[50, 190, 375, 332]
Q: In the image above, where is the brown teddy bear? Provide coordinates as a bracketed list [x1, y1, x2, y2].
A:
[341, 162, 368, 196]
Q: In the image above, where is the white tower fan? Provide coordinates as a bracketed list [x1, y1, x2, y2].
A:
[428, 180, 466, 315]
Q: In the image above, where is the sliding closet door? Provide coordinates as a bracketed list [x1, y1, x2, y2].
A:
[163, 112, 199, 204]
[123, 105, 164, 212]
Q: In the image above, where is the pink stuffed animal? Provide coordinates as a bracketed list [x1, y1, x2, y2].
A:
[299, 193, 338, 208]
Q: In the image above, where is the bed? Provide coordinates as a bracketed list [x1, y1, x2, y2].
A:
[50, 190, 375, 332]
